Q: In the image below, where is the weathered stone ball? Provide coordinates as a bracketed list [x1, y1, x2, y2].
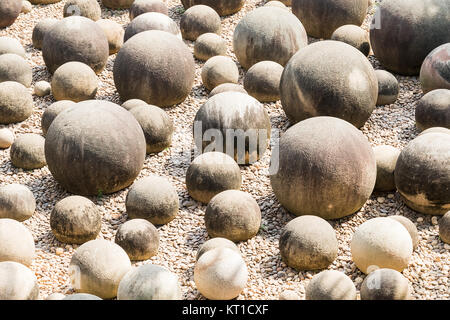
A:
[0, 36, 25, 57]
[420, 43, 450, 93]
[201, 56, 239, 91]
[114, 30, 195, 107]
[0, 0, 22, 28]
[0, 184, 36, 222]
[389, 215, 419, 251]
[194, 33, 227, 61]
[126, 176, 179, 225]
[270, 117, 376, 219]
[305, 270, 356, 300]
[0, 53, 32, 87]
[32, 18, 58, 50]
[244, 61, 283, 102]
[41, 100, 76, 136]
[181, 0, 245, 16]
[331, 24, 370, 56]
[101, 0, 133, 9]
[0, 81, 33, 124]
[21, 1, 32, 13]
[279, 215, 338, 270]
[180, 5, 221, 41]
[50, 196, 102, 244]
[42, 16, 109, 74]
[115, 219, 159, 261]
[419, 127, 450, 136]
[46, 293, 66, 300]
[95, 19, 124, 55]
[360, 268, 411, 300]
[0, 128, 14, 148]
[439, 211, 450, 244]
[415, 89, 450, 131]
[118, 264, 181, 300]
[279, 290, 300, 300]
[351, 217, 413, 274]
[63, 0, 101, 21]
[34, 81, 51, 97]
[375, 70, 399, 105]
[233, 6, 308, 70]
[196, 237, 240, 261]
[394, 133, 450, 215]
[69, 239, 131, 299]
[121, 99, 147, 111]
[209, 83, 247, 97]
[10, 134, 46, 170]
[193, 92, 271, 164]
[370, 0, 450, 75]
[129, 0, 168, 20]
[280, 41, 378, 128]
[373, 145, 400, 192]
[0, 261, 39, 300]
[45, 100, 146, 195]
[194, 247, 248, 300]
[29, 0, 61, 3]
[265, 1, 287, 9]
[63, 293, 102, 300]
[124, 12, 180, 42]
[0, 218, 35, 266]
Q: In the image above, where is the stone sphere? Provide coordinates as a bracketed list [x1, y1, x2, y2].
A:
[0, 36, 25, 57]
[10, 134, 46, 170]
[21, 1, 32, 13]
[419, 127, 450, 136]
[305, 270, 356, 300]
[126, 176, 179, 225]
[370, 0, 450, 75]
[124, 12, 180, 42]
[233, 6, 308, 70]
[439, 211, 450, 244]
[194, 33, 227, 61]
[265, 1, 287, 9]
[279, 215, 338, 270]
[181, 0, 245, 16]
[292, 0, 368, 39]
[69, 239, 131, 299]
[375, 70, 399, 105]
[0, 218, 35, 266]
[0, 53, 32, 87]
[0, 128, 14, 148]
[394, 133, 450, 215]
[45, 100, 146, 195]
[0, 184, 36, 222]
[196, 237, 240, 261]
[101, 0, 133, 9]
[331, 24, 370, 56]
[115, 219, 159, 261]
[415, 89, 450, 131]
[114, 30, 195, 107]
[50, 196, 102, 244]
[373, 145, 400, 192]
[29, 0, 61, 3]
[193, 92, 271, 164]
[34, 81, 51, 97]
[96, 19, 124, 55]
[180, 5, 221, 41]
[0, 81, 33, 124]
[351, 217, 413, 274]
[420, 43, 450, 93]
[201, 56, 239, 91]
[63, 0, 101, 21]
[360, 269, 411, 300]
[194, 247, 248, 300]
[279, 290, 300, 300]
[41, 100, 76, 136]
[32, 18, 58, 50]
[118, 264, 181, 300]
[46, 293, 66, 300]
[0, 0, 22, 28]
[121, 99, 147, 111]
[63, 293, 102, 300]
[186, 152, 241, 204]
[209, 83, 247, 97]
[280, 41, 378, 128]
[129, 0, 168, 20]
[389, 215, 419, 251]
[42, 16, 109, 74]
[244, 61, 283, 102]
[0, 261, 38, 300]
[270, 117, 376, 219]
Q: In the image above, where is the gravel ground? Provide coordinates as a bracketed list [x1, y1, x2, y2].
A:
[0, 0, 448, 300]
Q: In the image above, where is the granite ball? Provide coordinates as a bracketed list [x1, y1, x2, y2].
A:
[439, 211, 450, 244]
[124, 12, 180, 42]
[331, 24, 370, 56]
[121, 99, 147, 111]
[10, 134, 46, 170]
[279, 290, 300, 300]
[29, 0, 61, 3]
[21, 1, 32, 13]
[115, 219, 159, 261]
[375, 70, 399, 105]
[0, 184, 36, 222]
[0, 36, 25, 57]
[415, 89, 450, 131]
[420, 43, 450, 93]
[265, 1, 287, 9]
[96, 19, 124, 55]
[244, 61, 283, 102]
[129, 0, 168, 20]
[180, 5, 221, 41]
[419, 127, 450, 136]
[46, 293, 66, 300]
[389, 215, 419, 251]
[208, 83, 247, 97]
[181, 0, 245, 16]
[41, 100, 76, 136]
[194, 33, 227, 61]
[0, 218, 35, 266]
[0, 128, 14, 148]
[63, 0, 101, 21]
[196, 237, 240, 261]
[0, 0, 22, 28]
[0, 81, 33, 124]
[32, 18, 58, 50]
[373, 145, 400, 192]
[0, 53, 32, 87]
[305, 270, 356, 300]
[101, 0, 133, 9]
[34, 81, 51, 97]
[360, 268, 411, 300]
[63, 293, 102, 300]
[0, 261, 39, 300]
[201, 56, 239, 91]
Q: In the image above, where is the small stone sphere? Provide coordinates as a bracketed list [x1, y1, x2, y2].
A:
[0, 81, 33, 124]
[41, 100, 76, 136]
[194, 247, 248, 300]
[415, 89, 450, 131]
[34, 81, 51, 97]
[196, 237, 240, 261]
[420, 43, 450, 93]
[101, 0, 133, 9]
[244, 61, 283, 102]
[0, 184, 36, 222]
[439, 211, 450, 244]
[129, 0, 168, 20]
[63, 293, 102, 300]
[0, 36, 25, 57]
[0, 261, 39, 300]
[115, 219, 159, 261]
[389, 215, 419, 251]
[0, 53, 32, 87]
[181, 0, 245, 16]
[201, 56, 239, 91]
[69, 239, 131, 299]
[0, 218, 35, 266]
[194, 33, 227, 61]
[46, 293, 65, 300]
[373, 145, 400, 192]
[117, 264, 181, 300]
[265, 1, 287, 9]
[129, 105, 174, 153]
[419, 127, 450, 136]
[0, 128, 14, 148]
[42, 16, 109, 74]
[331, 24, 370, 56]
[279, 215, 338, 270]
[51, 61, 98, 102]
[279, 290, 300, 300]
[208, 83, 247, 97]
[32, 18, 58, 50]
[180, 5, 221, 41]
[186, 152, 241, 204]
[0, 0, 22, 28]
[375, 70, 399, 105]
[50, 196, 102, 244]
[305, 270, 356, 300]
[360, 268, 411, 300]
[124, 12, 180, 42]
[126, 176, 179, 225]
[233, 6, 308, 69]
[351, 217, 413, 274]
[121, 99, 147, 111]
[63, 0, 101, 21]
[21, 1, 32, 13]
[95, 19, 124, 55]
[10, 134, 46, 170]
[394, 133, 450, 215]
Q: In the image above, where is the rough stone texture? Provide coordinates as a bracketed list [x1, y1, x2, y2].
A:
[34, 81, 51, 97]
[0, 184, 36, 221]
[10, 133, 46, 169]
[0, 81, 33, 124]
[62, 293, 102, 300]
[420, 43, 450, 93]
[375, 70, 399, 105]
[41, 100, 75, 136]
[0, 0, 22, 28]
[0, 218, 35, 266]
[95, 19, 124, 55]
[0, 261, 39, 300]
[0, 53, 31, 87]
[0, 128, 14, 148]
[181, 0, 245, 16]
[196, 237, 239, 261]
[360, 268, 411, 300]
[121, 99, 147, 111]
[101, 0, 133, 9]
[0, 36, 25, 57]
[208, 83, 247, 97]
[115, 219, 159, 261]
[63, 0, 101, 21]
[415, 89, 450, 131]
[124, 12, 180, 42]
[389, 215, 419, 251]
[201, 55, 239, 91]
[305, 270, 356, 300]
[180, 5, 221, 41]
[439, 211, 450, 244]
[32, 18, 58, 50]
[373, 145, 400, 191]
[194, 33, 226, 61]
[331, 24, 370, 56]
[129, 0, 168, 20]
[244, 61, 283, 102]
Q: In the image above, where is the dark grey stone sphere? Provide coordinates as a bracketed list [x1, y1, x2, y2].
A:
[63, 0, 101, 21]
[305, 270, 356, 300]
[115, 219, 159, 261]
[124, 12, 180, 42]
[0, 184, 36, 222]
[360, 269, 411, 300]
[208, 83, 247, 98]
[420, 43, 450, 93]
[373, 145, 400, 192]
[0, 0, 22, 28]
[439, 211, 450, 244]
[375, 70, 399, 105]
[0, 36, 25, 57]
[389, 215, 419, 251]
[181, 0, 245, 16]
[41, 100, 76, 136]
[201, 56, 239, 91]
[415, 89, 450, 131]
[129, 0, 168, 20]
[32, 18, 58, 50]
[0, 81, 33, 124]
[331, 24, 370, 56]
[194, 33, 227, 61]
[244, 61, 283, 102]
[10, 134, 46, 170]
[0, 53, 31, 87]
[180, 5, 221, 41]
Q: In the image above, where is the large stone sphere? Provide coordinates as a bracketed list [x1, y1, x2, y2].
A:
[270, 117, 376, 219]
[181, 0, 245, 16]
[63, 0, 101, 21]
[10, 133, 46, 170]
[69, 239, 131, 299]
[0, 128, 14, 148]
[115, 219, 159, 261]
[193, 92, 271, 165]
[96, 19, 124, 55]
[360, 269, 411, 300]
[45, 100, 146, 195]
[351, 217, 413, 274]
[0, 184, 36, 222]
[41, 100, 76, 136]
[201, 56, 239, 91]
[63, 293, 102, 300]
[279, 215, 338, 270]
[129, 0, 168, 20]
[233, 7, 308, 70]
[0, 53, 32, 87]
[124, 12, 180, 42]
[439, 211, 450, 244]
[331, 24, 370, 56]
[0, 36, 25, 57]
[101, 0, 133, 9]
[373, 145, 400, 192]
[42, 16, 109, 74]
[0, 218, 35, 266]
[394, 133, 450, 215]
[389, 215, 419, 251]
[419, 127, 450, 136]
[280, 41, 378, 128]
[32, 18, 58, 50]
[420, 43, 450, 93]
[415, 89, 450, 131]
[196, 237, 240, 261]
[117, 264, 181, 300]
[0, 81, 33, 124]
[209, 83, 247, 97]
[0, 0, 22, 28]
[114, 30, 195, 107]
[244, 61, 284, 102]
[375, 70, 399, 105]
[305, 270, 356, 300]
[194, 33, 227, 61]
[370, 0, 450, 75]
[180, 5, 221, 41]
[0, 261, 39, 300]
[194, 247, 248, 300]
